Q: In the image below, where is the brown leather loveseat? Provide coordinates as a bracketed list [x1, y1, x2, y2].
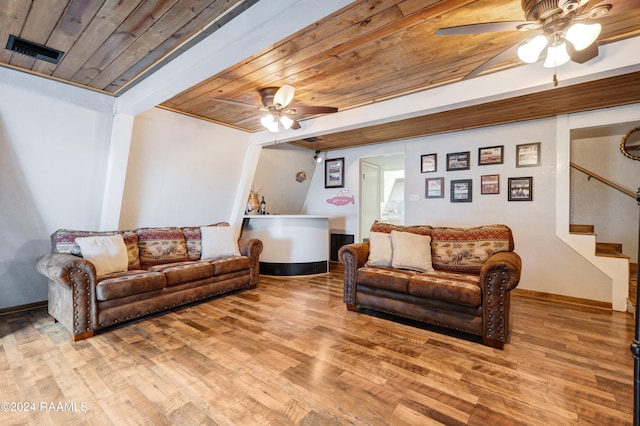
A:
[36, 223, 262, 341]
[339, 222, 521, 349]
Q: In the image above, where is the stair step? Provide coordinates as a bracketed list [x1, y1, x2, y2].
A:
[595, 242, 627, 258]
[569, 224, 595, 234]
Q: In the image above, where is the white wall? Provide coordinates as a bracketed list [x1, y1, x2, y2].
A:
[119, 108, 251, 229]
[0, 67, 114, 309]
[303, 117, 612, 304]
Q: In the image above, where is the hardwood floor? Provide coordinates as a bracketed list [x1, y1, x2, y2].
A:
[0, 265, 635, 425]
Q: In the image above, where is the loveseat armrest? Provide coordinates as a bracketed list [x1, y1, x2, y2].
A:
[338, 242, 370, 309]
[238, 237, 263, 287]
[479, 251, 522, 348]
[36, 253, 98, 340]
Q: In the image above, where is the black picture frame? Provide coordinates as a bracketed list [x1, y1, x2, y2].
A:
[478, 145, 504, 165]
[446, 151, 470, 171]
[425, 177, 444, 198]
[508, 177, 533, 201]
[481, 174, 500, 194]
[516, 142, 541, 167]
[421, 153, 437, 173]
[450, 179, 472, 202]
[324, 157, 345, 188]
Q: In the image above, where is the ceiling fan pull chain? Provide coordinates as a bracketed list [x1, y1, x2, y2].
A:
[553, 72, 558, 87]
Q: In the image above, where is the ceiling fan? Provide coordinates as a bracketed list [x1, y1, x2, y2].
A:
[212, 84, 338, 132]
[435, 0, 637, 81]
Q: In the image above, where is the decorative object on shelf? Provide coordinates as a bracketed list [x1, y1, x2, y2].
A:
[258, 196, 266, 215]
[246, 187, 261, 214]
[425, 177, 444, 199]
[481, 174, 500, 195]
[516, 142, 541, 167]
[478, 145, 504, 165]
[451, 179, 472, 202]
[620, 126, 640, 161]
[295, 171, 308, 183]
[325, 157, 345, 188]
[326, 190, 354, 206]
[508, 177, 533, 201]
[446, 151, 470, 171]
[421, 153, 437, 173]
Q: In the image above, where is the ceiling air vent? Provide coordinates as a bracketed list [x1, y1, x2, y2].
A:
[5, 35, 64, 64]
[302, 137, 323, 143]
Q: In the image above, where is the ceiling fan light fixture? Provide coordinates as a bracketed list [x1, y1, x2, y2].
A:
[565, 22, 601, 51]
[517, 34, 548, 63]
[260, 114, 279, 132]
[544, 42, 571, 68]
[279, 114, 294, 130]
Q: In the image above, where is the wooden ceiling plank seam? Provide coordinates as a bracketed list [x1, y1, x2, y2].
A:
[70, 0, 182, 87]
[0, 0, 33, 63]
[88, 0, 230, 91]
[51, 0, 144, 81]
[31, 0, 106, 76]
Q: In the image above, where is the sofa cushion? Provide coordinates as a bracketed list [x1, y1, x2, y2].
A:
[96, 270, 166, 301]
[136, 227, 189, 269]
[75, 234, 129, 276]
[366, 232, 393, 267]
[356, 266, 416, 293]
[182, 222, 229, 261]
[52, 229, 141, 270]
[147, 260, 215, 286]
[430, 225, 512, 273]
[408, 271, 481, 307]
[391, 231, 434, 272]
[209, 256, 251, 275]
[200, 225, 240, 259]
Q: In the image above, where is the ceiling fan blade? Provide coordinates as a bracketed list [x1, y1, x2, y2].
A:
[435, 21, 535, 36]
[211, 98, 262, 110]
[567, 40, 599, 64]
[462, 42, 521, 80]
[288, 106, 338, 115]
[585, 0, 640, 17]
[273, 84, 296, 108]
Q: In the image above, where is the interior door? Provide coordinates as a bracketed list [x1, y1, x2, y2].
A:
[360, 160, 381, 242]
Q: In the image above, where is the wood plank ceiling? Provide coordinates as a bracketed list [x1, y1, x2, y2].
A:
[1, 0, 640, 152]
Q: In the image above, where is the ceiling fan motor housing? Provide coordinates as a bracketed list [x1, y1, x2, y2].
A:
[521, 0, 587, 20]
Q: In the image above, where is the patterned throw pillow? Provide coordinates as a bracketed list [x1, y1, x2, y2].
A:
[430, 225, 513, 273]
[52, 229, 140, 270]
[136, 227, 188, 269]
[182, 222, 229, 261]
[369, 221, 432, 237]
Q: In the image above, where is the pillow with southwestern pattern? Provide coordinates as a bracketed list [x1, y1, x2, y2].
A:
[390, 230, 434, 272]
[430, 225, 512, 273]
[136, 227, 188, 269]
[52, 229, 140, 270]
[366, 232, 393, 267]
[75, 234, 128, 276]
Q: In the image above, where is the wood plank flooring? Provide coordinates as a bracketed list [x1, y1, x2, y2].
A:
[0, 265, 635, 425]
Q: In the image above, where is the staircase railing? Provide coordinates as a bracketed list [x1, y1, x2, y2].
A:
[570, 162, 636, 199]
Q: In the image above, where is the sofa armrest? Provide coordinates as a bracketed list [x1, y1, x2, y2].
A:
[338, 242, 370, 308]
[36, 253, 98, 339]
[238, 237, 263, 287]
[479, 251, 522, 347]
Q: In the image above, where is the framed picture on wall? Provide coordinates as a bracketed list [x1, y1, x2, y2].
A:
[450, 179, 472, 202]
[508, 177, 533, 201]
[425, 177, 444, 198]
[516, 142, 541, 167]
[446, 151, 470, 171]
[481, 174, 500, 194]
[478, 145, 504, 165]
[421, 153, 437, 173]
[325, 157, 345, 188]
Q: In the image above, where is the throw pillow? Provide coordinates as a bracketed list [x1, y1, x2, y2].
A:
[200, 226, 241, 259]
[366, 232, 393, 267]
[391, 230, 434, 272]
[75, 234, 129, 276]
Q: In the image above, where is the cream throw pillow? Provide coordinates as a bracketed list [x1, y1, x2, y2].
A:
[391, 230, 434, 272]
[200, 226, 241, 259]
[367, 232, 393, 267]
[75, 234, 129, 276]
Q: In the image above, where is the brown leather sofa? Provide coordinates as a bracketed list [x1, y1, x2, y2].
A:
[36, 224, 262, 341]
[339, 222, 521, 349]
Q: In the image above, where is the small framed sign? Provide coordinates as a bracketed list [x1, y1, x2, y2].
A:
[325, 157, 345, 188]
[425, 177, 444, 198]
[508, 177, 533, 201]
[421, 153, 437, 173]
[446, 151, 470, 171]
[450, 179, 472, 202]
[478, 145, 504, 165]
[516, 142, 541, 167]
[481, 174, 500, 194]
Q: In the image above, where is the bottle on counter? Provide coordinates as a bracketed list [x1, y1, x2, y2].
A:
[259, 196, 266, 215]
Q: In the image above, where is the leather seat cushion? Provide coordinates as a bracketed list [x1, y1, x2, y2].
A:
[408, 271, 481, 307]
[147, 260, 215, 286]
[96, 270, 166, 301]
[209, 256, 251, 275]
[356, 266, 417, 293]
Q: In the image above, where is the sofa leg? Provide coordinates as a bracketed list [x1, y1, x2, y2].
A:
[71, 330, 94, 342]
[482, 337, 504, 350]
[346, 303, 357, 311]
